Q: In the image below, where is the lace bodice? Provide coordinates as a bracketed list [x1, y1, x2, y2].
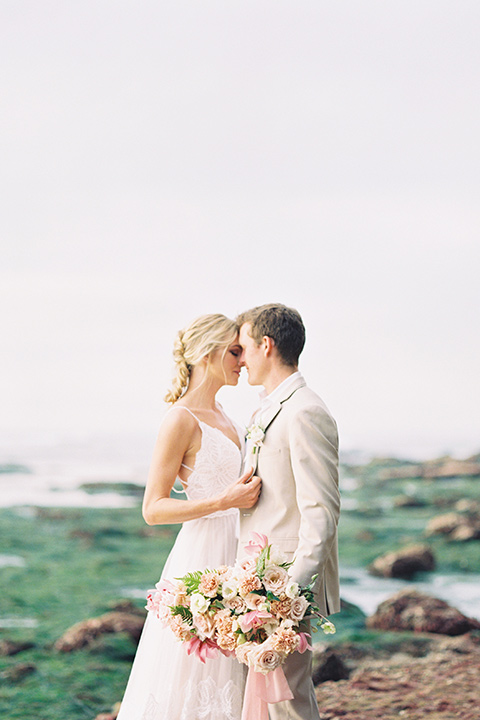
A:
[185, 422, 242, 517]
[173, 408, 243, 519]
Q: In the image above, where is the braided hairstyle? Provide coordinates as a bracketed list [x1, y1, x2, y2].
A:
[164, 314, 238, 404]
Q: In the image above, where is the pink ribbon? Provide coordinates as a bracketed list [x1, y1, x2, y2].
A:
[241, 666, 294, 720]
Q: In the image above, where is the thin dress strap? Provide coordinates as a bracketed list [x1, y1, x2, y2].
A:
[168, 406, 200, 485]
[169, 405, 200, 422]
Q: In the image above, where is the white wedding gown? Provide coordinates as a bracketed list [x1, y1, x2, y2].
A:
[117, 409, 246, 720]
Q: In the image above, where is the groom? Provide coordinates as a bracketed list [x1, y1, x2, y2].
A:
[237, 303, 340, 720]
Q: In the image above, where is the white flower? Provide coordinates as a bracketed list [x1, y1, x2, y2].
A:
[190, 592, 210, 614]
[263, 617, 280, 636]
[246, 423, 265, 453]
[285, 581, 300, 599]
[266, 544, 288, 567]
[221, 579, 238, 600]
[321, 620, 336, 635]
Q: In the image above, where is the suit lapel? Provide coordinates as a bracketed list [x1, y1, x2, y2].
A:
[259, 401, 282, 432]
[245, 376, 307, 473]
[260, 376, 306, 431]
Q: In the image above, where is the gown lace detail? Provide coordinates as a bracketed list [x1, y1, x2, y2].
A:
[117, 412, 246, 720]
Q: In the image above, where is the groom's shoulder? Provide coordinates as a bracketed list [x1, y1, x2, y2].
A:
[285, 384, 336, 423]
[283, 385, 336, 425]
[286, 387, 338, 449]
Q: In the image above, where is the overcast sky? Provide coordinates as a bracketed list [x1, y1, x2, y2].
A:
[1, 1, 479, 460]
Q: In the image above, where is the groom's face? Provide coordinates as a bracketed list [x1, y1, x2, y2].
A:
[239, 323, 267, 386]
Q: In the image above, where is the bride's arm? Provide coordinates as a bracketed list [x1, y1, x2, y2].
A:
[142, 411, 261, 526]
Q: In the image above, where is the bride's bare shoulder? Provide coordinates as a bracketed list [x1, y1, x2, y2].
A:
[158, 405, 199, 439]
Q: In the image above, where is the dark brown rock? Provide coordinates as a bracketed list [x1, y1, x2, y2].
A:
[312, 648, 350, 684]
[393, 495, 426, 508]
[368, 544, 435, 578]
[54, 610, 145, 652]
[1, 662, 36, 682]
[366, 589, 480, 636]
[0, 639, 35, 656]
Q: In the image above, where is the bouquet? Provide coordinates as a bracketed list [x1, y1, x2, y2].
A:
[146, 533, 335, 674]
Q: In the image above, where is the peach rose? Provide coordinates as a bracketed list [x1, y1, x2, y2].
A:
[262, 566, 289, 595]
[192, 612, 216, 640]
[244, 592, 268, 611]
[235, 640, 256, 666]
[199, 572, 220, 598]
[224, 595, 247, 614]
[289, 595, 309, 623]
[249, 644, 283, 675]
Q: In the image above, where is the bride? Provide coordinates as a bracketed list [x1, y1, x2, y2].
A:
[116, 314, 261, 720]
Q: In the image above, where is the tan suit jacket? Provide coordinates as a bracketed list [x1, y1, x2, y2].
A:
[239, 376, 340, 616]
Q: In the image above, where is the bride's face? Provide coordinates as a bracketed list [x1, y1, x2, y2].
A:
[208, 340, 242, 387]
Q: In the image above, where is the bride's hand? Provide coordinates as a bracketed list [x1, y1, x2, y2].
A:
[218, 467, 261, 510]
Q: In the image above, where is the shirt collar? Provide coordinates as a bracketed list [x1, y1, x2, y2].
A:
[258, 370, 303, 409]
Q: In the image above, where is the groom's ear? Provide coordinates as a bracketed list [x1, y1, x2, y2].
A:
[263, 336, 276, 357]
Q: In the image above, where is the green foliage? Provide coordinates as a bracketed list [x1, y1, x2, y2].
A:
[170, 605, 193, 625]
[178, 570, 203, 594]
[255, 545, 268, 577]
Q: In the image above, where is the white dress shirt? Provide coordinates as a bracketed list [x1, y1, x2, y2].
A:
[255, 370, 303, 424]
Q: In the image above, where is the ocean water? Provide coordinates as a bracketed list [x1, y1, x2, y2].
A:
[0, 462, 142, 508]
[341, 566, 480, 622]
[0, 435, 151, 508]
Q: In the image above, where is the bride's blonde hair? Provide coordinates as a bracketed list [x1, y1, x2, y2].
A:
[164, 314, 238, 404]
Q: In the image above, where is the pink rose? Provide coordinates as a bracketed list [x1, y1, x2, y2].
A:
[238, 556, 257, 572]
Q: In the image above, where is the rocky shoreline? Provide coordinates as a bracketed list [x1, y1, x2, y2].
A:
[44, 590, 480, 720]
[314, 634, 480, 719]
[90, 631, 480, 720]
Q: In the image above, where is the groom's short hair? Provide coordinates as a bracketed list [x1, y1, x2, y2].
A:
[237, 303, 305, 367]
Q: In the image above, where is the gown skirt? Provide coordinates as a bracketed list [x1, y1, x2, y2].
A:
[117, 413, 247, 720]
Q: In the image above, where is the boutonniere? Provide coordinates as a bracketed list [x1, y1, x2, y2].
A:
[246, 423, 265, 454]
